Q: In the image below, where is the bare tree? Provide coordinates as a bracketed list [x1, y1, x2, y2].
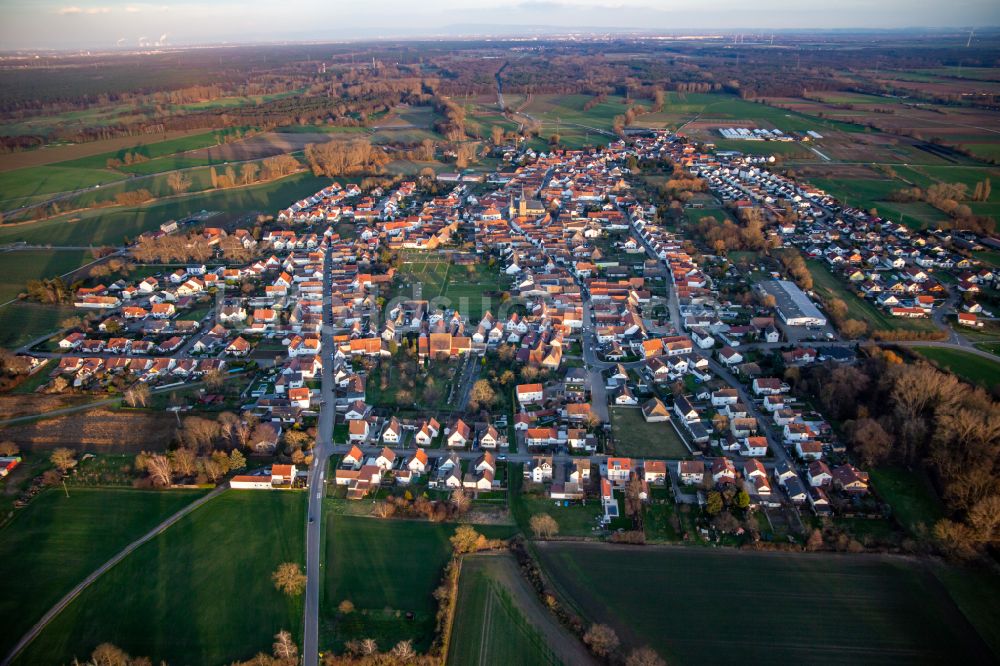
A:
[145, 454, 173, 487]
[272, 630, 298, 661]
[50, 447, 77, 472]
[626, 646, 667, 666]
[272, 562, 307, 596]
[451, 488, 472, 513]
[391, 640, 416, 660]
[530, 513, 559, 539]
[124, 382, 151, 408]
[584, 623, 620, 658]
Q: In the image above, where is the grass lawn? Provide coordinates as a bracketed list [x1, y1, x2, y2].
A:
[610, 406, 689, 458]
[0, 303, 77, 348]
[0, 249, 93, 303]
[537, 543, 995, 665]
[320, 514, 516, 654]
[912, 347, 1000, 390]
[447, 554, 565, 666]
[871, 467, 945, 537]
[0, 172, 332, 246]
[0, 488, 205, 660]
[16, 490, 304, 666]
[517, 495, 603, 537]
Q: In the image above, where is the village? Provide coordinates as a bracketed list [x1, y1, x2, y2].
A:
[9, 128, 994, 547]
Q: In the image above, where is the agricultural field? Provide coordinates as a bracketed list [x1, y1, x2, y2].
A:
[0, 129, 212, 172]
[447, 554, 590, 666]
[0, 164, 126, 211]
[0, 172, 332, 246]
[15, 490, 304, 666]
[0, 408, 178, 452]
[0, 249, 94, 303]
[609, 407, 689, 458]
[320, 514, 516, 654]
[805, 259, 939, 334]
[0, 303, 77, 348]
[0, 488, 205, 660]
[911, 347, 1000, 390]
[537, 543, 996, 665]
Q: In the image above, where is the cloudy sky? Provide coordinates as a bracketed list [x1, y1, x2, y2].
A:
[1, 0, 996, 49]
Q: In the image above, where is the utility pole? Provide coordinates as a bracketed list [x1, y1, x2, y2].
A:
[62, 478, 70, 498]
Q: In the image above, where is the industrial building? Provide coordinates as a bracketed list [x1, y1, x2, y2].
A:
[760, 280, 828, 327]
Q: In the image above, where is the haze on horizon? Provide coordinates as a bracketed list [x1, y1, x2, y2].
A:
[0, 0, 998, 51]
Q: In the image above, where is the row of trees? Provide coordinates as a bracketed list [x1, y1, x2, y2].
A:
[134, 447, 246, 486]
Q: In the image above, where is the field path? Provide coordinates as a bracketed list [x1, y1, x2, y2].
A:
[472, 553, 597, 666]
[1, 484, 226, 666]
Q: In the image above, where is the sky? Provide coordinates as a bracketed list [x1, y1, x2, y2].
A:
[0, 0, 997, 49]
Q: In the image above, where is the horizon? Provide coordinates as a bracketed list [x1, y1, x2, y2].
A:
[1, 0, 998, 50]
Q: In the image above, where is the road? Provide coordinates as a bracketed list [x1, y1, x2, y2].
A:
[1, 484, 227, 666]
[302, 244, 336, 666]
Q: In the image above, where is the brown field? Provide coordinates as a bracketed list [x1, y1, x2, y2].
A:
[0, 129, 210, 173]
[184, 131, 344, 162]
[0, 409, 176, 452]
[0, 395, 96, 420]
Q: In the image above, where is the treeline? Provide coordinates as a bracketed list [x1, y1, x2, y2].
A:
[793, 349, 1000, 559]
[890, 180, 995, 235]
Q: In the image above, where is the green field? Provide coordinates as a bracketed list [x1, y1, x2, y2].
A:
[56, 130, 239, 171]
[447, 555, 565, 666]
[610, 406, 689, 458]
[394, 257, 504, 322]
[0, 303, 78, 348]
[537, 543, 995, 665]
[805, 259, 938, 333]
[912, 347, 1000, 389]
[0, 249, 93, 303]
[0, 165, 125, 210]
[0, 488, 205, 660]
[871, 467, 945, 536]
[16, 490, 304, 666]
[320, 514, 516, 654]
[0, 172, 332, 246]
[514, 495, 603, 537]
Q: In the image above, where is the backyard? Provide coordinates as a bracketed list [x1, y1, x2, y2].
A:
[609, 406, 690, 458]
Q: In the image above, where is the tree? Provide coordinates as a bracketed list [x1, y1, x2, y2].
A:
[0, 440, 19, 456]
[806, 528, 824, 551]
[491, 125, 504, 146]
[169, 447, 197, 477]
[848, 418, 892, 467]
[705, 490, 723, 515]
[736, 489, 751, 509]
[469, 379, 496, 410]
[124, 382, 151, 408]
[272, 630, 298, 661]
[272, 562, 307, 596]
[210, 166, 218, 188]
[530, 513, 559, 539]
[626, 646, 667, 666]
[584, 623, 620, 657]
[50, 447, 77, 472]
[391, 640, 416, 660]
[338, 599, 355, 614]
[167, 171, 192, 194]
[88, 642, 134, 666]
[229, 448, 247, 471]
[451, 488, 472, 513]
[450, 524, 483, 553]
[143, 453, 173, 487]
[204, 369, 226, 392]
